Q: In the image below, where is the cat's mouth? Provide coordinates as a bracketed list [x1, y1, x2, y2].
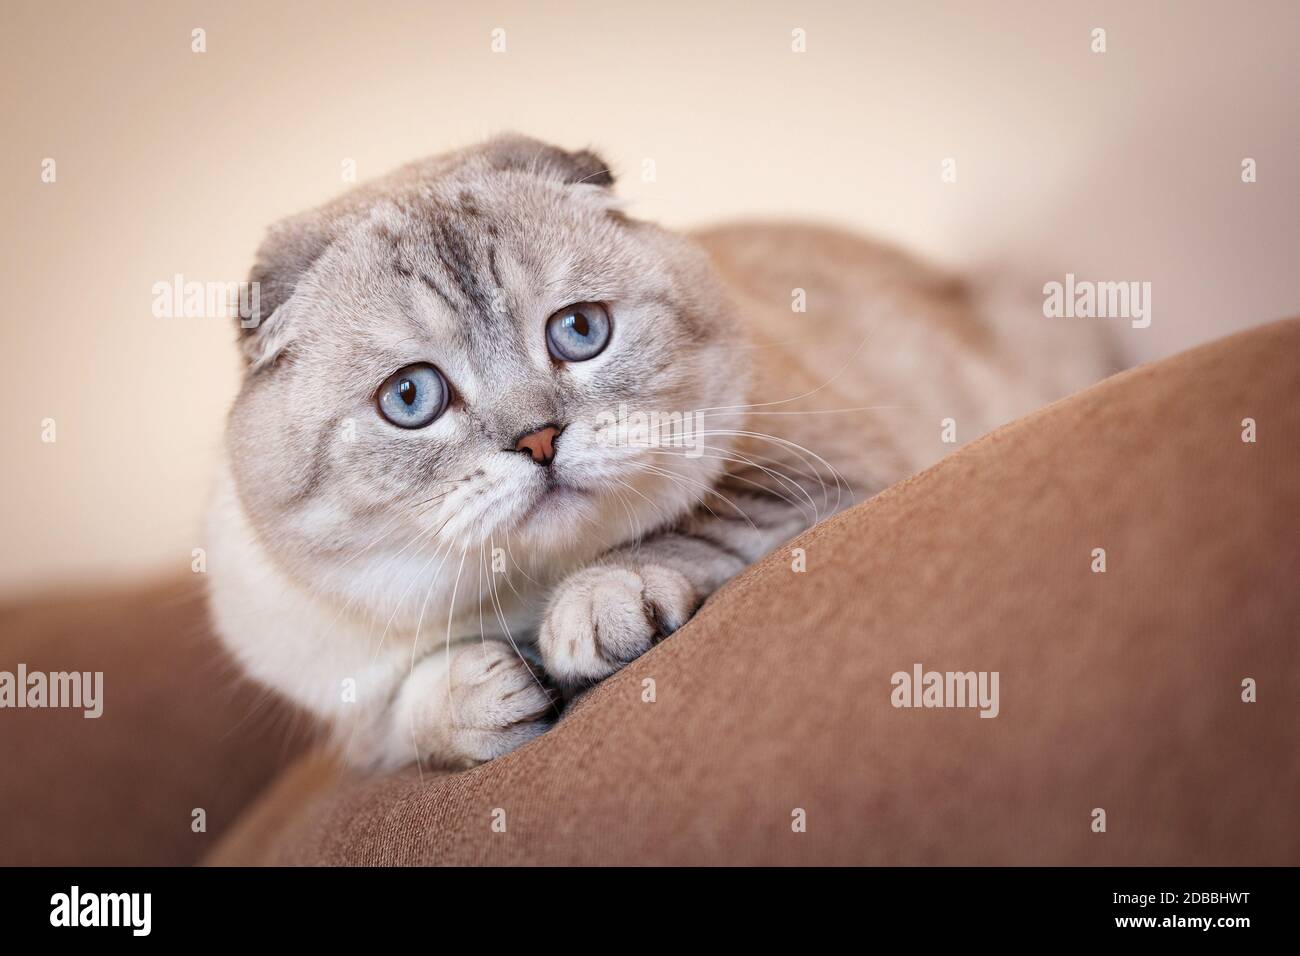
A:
[518, 478, 589, 527]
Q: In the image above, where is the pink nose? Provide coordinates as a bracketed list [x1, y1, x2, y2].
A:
[514, 425, 561, 465]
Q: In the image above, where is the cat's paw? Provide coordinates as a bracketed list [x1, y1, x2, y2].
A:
[538, 564, 695, 688]
[434, 641, 556, 768]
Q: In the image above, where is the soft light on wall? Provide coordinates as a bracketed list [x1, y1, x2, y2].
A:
[2, 0, 1297, 595]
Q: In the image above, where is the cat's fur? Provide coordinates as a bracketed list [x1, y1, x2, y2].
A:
[207, 135, 1115, 770]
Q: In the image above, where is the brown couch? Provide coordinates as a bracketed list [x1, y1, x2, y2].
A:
[3, 318, 1297, 866]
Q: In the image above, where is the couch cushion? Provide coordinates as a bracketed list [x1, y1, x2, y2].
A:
[208, 318, 1300, 866]
[0, 579, 312, 865]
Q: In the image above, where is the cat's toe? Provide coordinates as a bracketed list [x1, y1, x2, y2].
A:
[444, 642, 556, 765]
[538, 564, 695, 688]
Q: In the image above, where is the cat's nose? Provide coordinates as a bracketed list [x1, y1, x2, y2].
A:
[512, 424, 563, 466]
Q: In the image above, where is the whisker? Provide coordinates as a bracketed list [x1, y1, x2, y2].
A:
[693, 428, 855, 514]
[482, 539, 558, 716]
[635, 448, 821, 522]
[627, 460, 762, 533]
[369, 521, 456, 664]
[442, 550, 469, 725]
[690, 329, 875, 414]
[696, 404, 916, 418]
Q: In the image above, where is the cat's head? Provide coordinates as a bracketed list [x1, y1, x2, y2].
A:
[225, 134, 748, 618]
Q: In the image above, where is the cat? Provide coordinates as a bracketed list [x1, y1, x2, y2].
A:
[206, 134, 1116, 771]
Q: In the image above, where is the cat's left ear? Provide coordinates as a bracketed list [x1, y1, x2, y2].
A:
[481, 134, 615, 189]
[237, 208, 334, 370]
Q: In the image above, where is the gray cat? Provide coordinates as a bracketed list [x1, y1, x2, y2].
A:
[207, 135, 1113, 770]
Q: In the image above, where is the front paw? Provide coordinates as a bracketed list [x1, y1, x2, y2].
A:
[433, 641, 556, 768]
[538, 564, 695, 688]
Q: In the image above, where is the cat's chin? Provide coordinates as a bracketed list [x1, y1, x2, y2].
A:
[517, 481, 592, 533]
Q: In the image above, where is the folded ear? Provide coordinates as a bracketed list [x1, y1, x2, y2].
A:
[480, 133, 615, 188]
[237, 136, 613, 370]
[239, 209, 334, 369]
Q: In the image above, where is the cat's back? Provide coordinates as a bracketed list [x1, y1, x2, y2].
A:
[693, 219, 1115, 400]
[695, 219, 970, 302]
[692, 220, 1018, 366]
[689, 220, 1118, 484]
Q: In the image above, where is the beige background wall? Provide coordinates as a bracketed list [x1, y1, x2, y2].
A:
[2, 0, 1298, 597]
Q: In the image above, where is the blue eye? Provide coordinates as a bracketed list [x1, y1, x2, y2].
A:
[546, 302, 612, 362]
[376, 363, 449, 429]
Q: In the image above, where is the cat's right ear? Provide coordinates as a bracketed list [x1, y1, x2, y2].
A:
[239, 210, 333, 370]
[481, 134, 616, 189]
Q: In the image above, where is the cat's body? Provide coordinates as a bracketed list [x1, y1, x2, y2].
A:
[208, 136, 1114, 770]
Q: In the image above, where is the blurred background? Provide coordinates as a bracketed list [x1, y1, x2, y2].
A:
[2, 0, 1298, 598]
